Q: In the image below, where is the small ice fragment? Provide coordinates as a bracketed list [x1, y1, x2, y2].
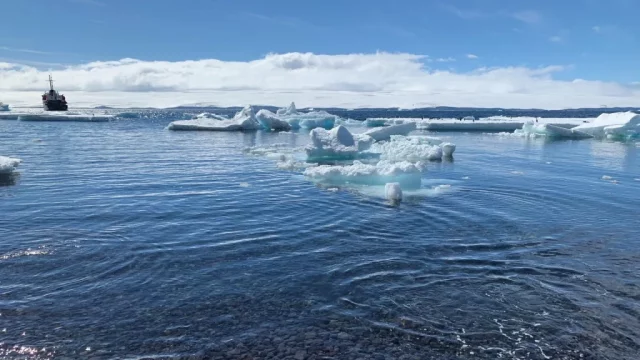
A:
[634, 178, 640, 181]
[441, 142, 456, 157]
[239, 182, 250, 187]
[511, 171, 524, 175]
[0, 156, 22, 174]
[305, 125, 358, 161]
[385, 182, 403, 202]
[602, 175, 613, 180]
[462, 176, 470, 180]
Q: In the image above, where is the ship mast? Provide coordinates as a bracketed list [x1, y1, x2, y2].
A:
[48, 75, 54, 91]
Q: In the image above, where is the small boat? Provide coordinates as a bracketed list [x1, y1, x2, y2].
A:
[42, 75, 68, 111]
[0, 102, 9, 111]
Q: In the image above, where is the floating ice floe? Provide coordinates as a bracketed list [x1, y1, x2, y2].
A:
[0, 156, 21, 174]
[364, 135, 456, 162]
[264, 102, 338, 130]
[255, 109, 292, 131]
[18, 113, 113, 122]
[364, 116, 591, 133]
[0, 102, 9, 111]
[513, 121, 592, 139]
[571, 112, 640, 140]
[0, 112, 21, 120]
[168, 105, 262, 131]
[305, 125, 359, 161]
[303, 160, 426, 189]
[363, 122, 416, 142]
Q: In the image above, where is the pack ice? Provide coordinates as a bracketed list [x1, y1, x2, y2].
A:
[0, 156, 21, 174]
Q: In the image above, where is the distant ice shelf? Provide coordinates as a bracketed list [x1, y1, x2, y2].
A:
[365, 116, 590, 133]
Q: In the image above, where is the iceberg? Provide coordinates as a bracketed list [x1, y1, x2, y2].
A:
[0, 156, 21, 174]
[363, 122, 417, 142]
[167, 105, 261, 131]
[303, 160, 425, 189]
[274, 102, 338, 130]
[514, 121, 593, 139]
[571, 112, 640, 140]
[0, 102, 9, 111]
[305, 125, 359, 161]
[18, 113, 113, 122]
[365, 135, 455, 162]
[255, 109, 293, 131]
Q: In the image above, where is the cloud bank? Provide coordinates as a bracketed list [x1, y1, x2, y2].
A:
[0, 52, 638, 109]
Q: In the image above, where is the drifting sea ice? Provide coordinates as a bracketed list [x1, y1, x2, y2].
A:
[365, 135, 456, 162]
[271, 102, 338, 130]
[571, 112, 640, 140]
[0, 102, 9, 111]
[363, 122, 416, 142]
[0, 156, 21, 174]
[305, 125, 360, 161]
[303, 160, 426, 189]
[167, 105, 261, 131]
[513, 121, 593, 139]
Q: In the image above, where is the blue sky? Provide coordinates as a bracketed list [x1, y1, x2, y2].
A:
[0, 0, 638, 82]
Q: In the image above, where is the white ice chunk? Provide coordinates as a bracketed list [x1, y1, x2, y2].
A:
[168, 105, 260, 131]
[0, 156, 21, 174]
[303, 160, 424, 189]
[18, 114, 112, 122]
[514, 121, 592, 139]
[365, 135, 454, 162]
[273, 102, 338, 129]
[363, 122, 417, 142]
[0, 102, 9, 111]
[0, 113, 21, 120]
[305, 125, 358, 160]
[193, 112, 228, 120]
[442, 143, 456, 157]
[385, 182, 403, 202]
[255, 109, 292, 131]
[572, 112, 640, 140]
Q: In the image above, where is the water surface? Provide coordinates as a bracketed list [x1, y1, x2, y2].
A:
[1, 112, 639, 359]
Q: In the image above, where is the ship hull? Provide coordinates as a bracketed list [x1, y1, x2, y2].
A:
[43, 100, 68, 111]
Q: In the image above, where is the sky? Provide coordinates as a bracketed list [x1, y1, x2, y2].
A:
[0, 0, 639, 109]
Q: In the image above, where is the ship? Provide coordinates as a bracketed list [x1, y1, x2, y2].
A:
[42, 75, 68, 111]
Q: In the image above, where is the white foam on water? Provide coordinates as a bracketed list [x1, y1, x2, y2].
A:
[0, 156, 21, 174]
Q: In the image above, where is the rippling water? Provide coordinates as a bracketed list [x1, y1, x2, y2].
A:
[1, 111, 639, 359]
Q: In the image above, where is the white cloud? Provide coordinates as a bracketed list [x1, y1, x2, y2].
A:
[0, 46, 52, 55]
[0, 52, 638, 109]
[466, 54, 479, 59]
[511, 10, 542, 24]
[435, 57, 456, 62]
[549, 36, 563, 43]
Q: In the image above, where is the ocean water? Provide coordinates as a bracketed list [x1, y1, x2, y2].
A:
[1, 110, 639, 360]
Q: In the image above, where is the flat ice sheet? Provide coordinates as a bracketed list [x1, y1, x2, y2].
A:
[18, 113, 113, 122]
